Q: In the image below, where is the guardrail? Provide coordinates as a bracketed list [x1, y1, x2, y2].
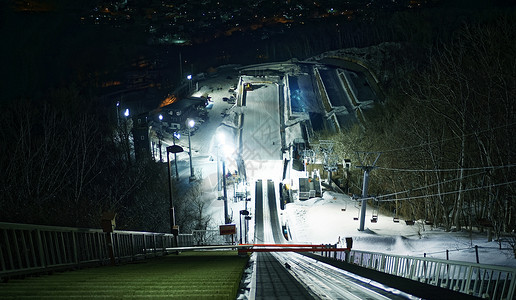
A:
[0, 222, 194, 278]
[317, 248, 515, 300]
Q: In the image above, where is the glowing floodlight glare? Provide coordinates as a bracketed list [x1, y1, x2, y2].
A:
[217, 132, 225, 145]
[222, 144, 234, 156]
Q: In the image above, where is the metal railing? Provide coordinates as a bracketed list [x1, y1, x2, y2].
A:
[0, 222, 194, 278]
[318, 248, 515, 300]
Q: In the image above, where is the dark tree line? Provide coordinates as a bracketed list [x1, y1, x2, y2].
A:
[330, 17, 515, 240]
[0, 87, 212, 233]
[0, 89, 158, 231]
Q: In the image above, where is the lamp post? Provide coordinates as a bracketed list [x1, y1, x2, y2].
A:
[158, 114, 163, 162]
[222, 158, 229, 224]
[217, 145, 221, 191]
[239, 210, 249, 244]
[167, 145, 183, 243]
[123, 108, 130, 162]
[187, 74, 192, 93]
[116, 101, 120, 127]
[187, 119, 195, 181]
[172, 132, 180, 179]
[166, 148, 175, 232]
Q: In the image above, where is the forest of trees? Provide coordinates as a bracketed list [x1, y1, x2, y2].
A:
[328, 17, 515, 241]
[0, 89, 211, 233]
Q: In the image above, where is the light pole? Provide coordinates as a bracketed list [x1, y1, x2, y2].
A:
[158, 114, 163, 162]
[222, 157, 229, 224]
[166, 148, 175, 232]
[116, 101, 120, 127]
[172, 132, 180, 179]
[217, 145, 221, 191]
[167, 145, 183, 242]
[187, 118, 195, 181]
[187, 74, 192, 93]
[239, 210, 249, 244]
[123, 108, 130, 162]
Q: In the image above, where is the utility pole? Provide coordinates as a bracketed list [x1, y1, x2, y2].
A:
[356, 151, 381, 231]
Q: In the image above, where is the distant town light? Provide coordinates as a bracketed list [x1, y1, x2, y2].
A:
[159, 114, 163, 121]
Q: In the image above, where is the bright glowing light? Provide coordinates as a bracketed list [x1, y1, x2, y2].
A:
[188, 119, 195, 128]
[187, 74, 192, 80]
[159, 114, 163, 121]
[174, 132, 181, 139]
[217, 132, 225, 145]
[124, 108, 130, 117]
[222, 144, 234, 156]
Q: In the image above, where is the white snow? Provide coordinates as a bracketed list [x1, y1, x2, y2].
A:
[182, 71, 515, 269]
[283, 190, 516, 267]
[196, 156, 516, 268]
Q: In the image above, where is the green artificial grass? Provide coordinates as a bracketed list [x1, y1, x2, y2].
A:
[0, 251, 249, 299]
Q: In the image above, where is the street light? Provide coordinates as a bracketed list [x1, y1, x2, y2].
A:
[158, 114, 163, 162]
[239, 210, 249, 244]
[187, 118, 195, 181]
[123, 108, 130, 162]
[116, 101, 120, 126]
[173, 132, 181, 178]
[187, 74, 192, 93]
[166, 144, 183, 243]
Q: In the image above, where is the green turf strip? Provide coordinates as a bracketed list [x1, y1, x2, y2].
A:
[0, 251, 248, 300]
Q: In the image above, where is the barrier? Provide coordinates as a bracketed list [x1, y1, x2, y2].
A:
[317, 248, 515, 300]
[0, 222, 193, 278]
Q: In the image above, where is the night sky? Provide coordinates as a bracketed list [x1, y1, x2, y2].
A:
[1, 0, 514, 103]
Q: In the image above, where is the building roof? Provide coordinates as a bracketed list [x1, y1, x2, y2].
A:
[161, 97, 206, 111]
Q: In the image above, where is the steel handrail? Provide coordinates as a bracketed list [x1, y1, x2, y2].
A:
[317, 248, 515, 300]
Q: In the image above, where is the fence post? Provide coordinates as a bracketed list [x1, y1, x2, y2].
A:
[106, 233, 116, 266]
[72, 231, 79, 266]
[475, 245, 479, 263]
[131, 234, 135, 260]
[35, 229, 46, 268]
[3, 230, 14, 270]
